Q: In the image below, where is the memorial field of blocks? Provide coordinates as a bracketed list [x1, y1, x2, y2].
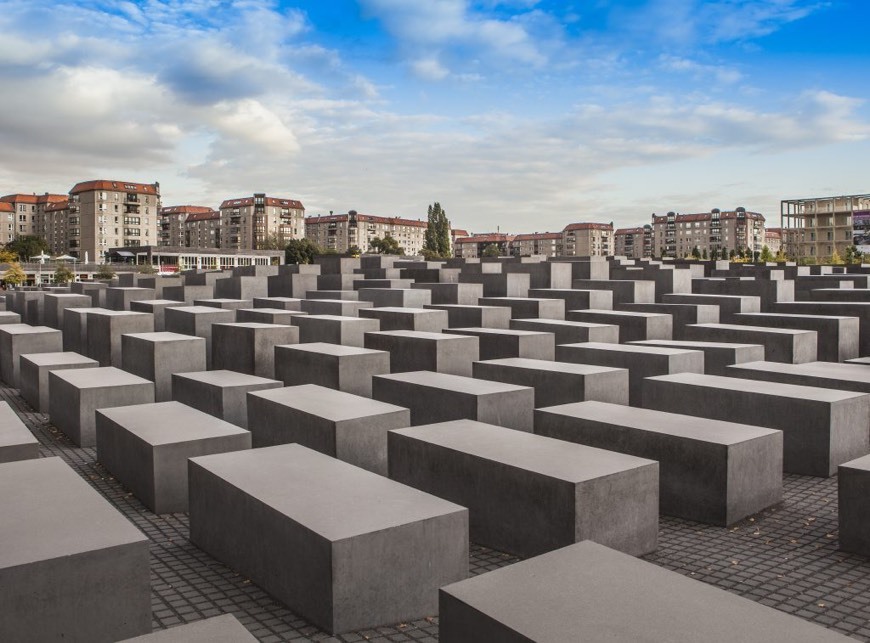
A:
[5, 254, 870, 640]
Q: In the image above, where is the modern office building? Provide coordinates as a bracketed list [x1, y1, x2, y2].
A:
[305, 211, 429, 255]
[651, 208, 765, 258]
[219, 194, 305, 250]
[781, 194, 870, 260]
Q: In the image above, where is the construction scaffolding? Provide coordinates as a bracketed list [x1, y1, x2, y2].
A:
[781, 194, 870, 259]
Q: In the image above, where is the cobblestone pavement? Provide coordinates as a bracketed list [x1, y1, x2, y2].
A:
[6, 383, 870, 641]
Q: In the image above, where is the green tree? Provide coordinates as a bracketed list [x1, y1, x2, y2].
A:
[845, 245, 864, 264]
[54, 264, 75, 284]
[830, 248, 845, 265]
[3, 262, 26, 286]
[760, 245, 774, 262]
[137, 263, 157, 274]
[95, 265, 116, 280]
[257, 233, 287, 251]
[702, 248, 708, 260]
[285, 238, 323, 264]
[369, 235, 405, 255]
[5, 236, 49, 262]
[345, 245, 361, 258]
[728, 249, 736, 260]
[774, 248, 788, 262]
[691, 246, 701, 260]
[424, 202, 451, 258]
[482, 243, 501, 257]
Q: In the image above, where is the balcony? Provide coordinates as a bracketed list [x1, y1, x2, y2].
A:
[125, 194, 139, 203]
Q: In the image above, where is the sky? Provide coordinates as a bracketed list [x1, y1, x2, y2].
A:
[0, 0, 868, 234]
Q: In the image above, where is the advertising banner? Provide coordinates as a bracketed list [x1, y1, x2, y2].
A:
[853, 211, 870, 253]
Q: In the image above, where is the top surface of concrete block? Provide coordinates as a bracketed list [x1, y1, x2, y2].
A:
[649, 372, 867, 403]
[97, 401, 250, 445]
[281, 342, 384, 357]
[540, 400, 779, 446]
[562, 341, 699, 357]
[51, 366, 153, 389]
[440, 540, 850, 642]
[19, 350, 95, 366]
[393, 420, 656, 483]
[0, 323, 57, 335]
[376, 370, 531, 395]
[190, 443, 465, 542]
[250, 384, 407, 422]
[632, 339, 763, 350]
[0, 457, 146, 569]
[729, 361, 870, 385]
[369, 329, 467, 341]
[476, 357, 624, 377]
[174, 369, 281, 388]
[124, 331, 203, 344]
[117, 614, 257, 642]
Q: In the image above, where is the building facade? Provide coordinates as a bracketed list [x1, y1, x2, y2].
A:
[651, 208, 765, 258]
[0, 201, 15, 245]
[0, 193, 67, 241]
[614, 226, 653, 259]
[305, 211, 429, 255]
[219, 194, 304, 250]
[781, 194, 870, 260]
[511, 232, 562, 257]
[159, 205, 220, 248]
[67, 180, 161, 261]
[560, 223, 613, 257]
[764, 228, 782, 255]
[39, 199, 71, 255]
[453, 233, 515, 258]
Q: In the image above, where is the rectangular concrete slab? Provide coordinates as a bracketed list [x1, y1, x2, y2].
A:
[438, 540, 851, 643]
[630, 339, 765, 375]
[294, 314, 380, 348]
[567, 309, 672, 342]
[535, 401, 782, 526]
[0, 400, 39, 463]
[122, 332, 207, 402]
[19, 351, 99, 412]
[424, 304, 511, 329]
[364, 330, 480, 376]
[0, 457, 151, 642]
[683, 323, 817, 364]
[247, 384, 410, 474]
[274, 342, 390, 397]
[117, 614, 257, 642]
[373, 370, 534, 431]
[389, 420, 658, 557]
[96, 401, 251, 513]
[188, 444, 468, 634]
[450, 327, 556, 361]
[0, 324, 63, 387]
[642, 372, 870, 477]
[171, 370, 282, 429]
[510, 318, 619, 345]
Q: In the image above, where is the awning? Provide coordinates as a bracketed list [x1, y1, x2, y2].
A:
[113, 251, 135, 258]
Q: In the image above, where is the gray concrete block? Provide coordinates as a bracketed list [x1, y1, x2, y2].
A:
[106, 287, 157, 311]
[631, 339, 766, 375]
[772, 301, 870, 356]
[0, 457, 150, 642]
[411, 282, 483, 305]
[267, 271, 319, 298]
[275, 342, 390, 397]
[96, 401, 251, 514]
[0, 311, 21, 325]
[692, 277, 793, 312]
[424, 304, 511, 329]
[663, 292, 761, 322]
[510, 318, 619, 344]
[618, 302, 720, 339]
[450, 327, 555, 361]
[122, 332, 207, 402]
[306, 289, 361, 300]
[235, 307, 307, 325]
[358, 288, 432, 308]
[390, 420, 658, 557]
[252, 296, 303, 310]
[642, 372, 870, 477]
[164, 306, 236, 368]
[61, 306, 105, 354]
[294, 314, 380, 348]
[473, 357, 628, 407]
[20, 351, 98, 412]
[117, 614, 257, 642]
[726, 361, 870, 397]
[571, 279, 656, 304]
[214, 276, 268, 300]
[732, 312, 859, 362]
[373, 370, 533, 430]
[365, 330, 479, 376]
[171, 370, 282, 429]
[684, 323, 817, 364]
[188, 444, 467, 634]
[247, 384, 409, 474]
[163, 283, 215, 304]
[535, 401, 782, 525]
[527, 288, 613, 311]
[557, 341, 704, 406]
[839, 454, 870, 557]
[49, 367, 155, 447]
[438, 540, 851, 643]
[86, 310, 155, 367]
[458, 271, 530, 298]
[211, 322, 298, 379]
[71, 280, 109, 307]
[478, 296, 566, 321]
[129, 299, 182, 332]
[43, 293, 91, 329]
[359, 306, 448, 332]
[567, 309, 672, 342]
[0, 400, 39, 463]
[300, 298, 373, 316]
[0, 324, 63, 387]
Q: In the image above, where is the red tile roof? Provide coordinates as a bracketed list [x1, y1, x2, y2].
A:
[160, 205, 213, 216]
[44, 199, 69, 213]
[451, 229, 469, 237]
[220, 196, 304, 210]
[513, 232, 562, 241]
[70, 180, 160, 195]
[305, 213, 427, 229]
[562, 222, 613, 232]
[615, 227, 646, 235]
[0, 202, 13, 213]
[455, 234, 515, 244]
[186, 210, 220, 222]
[652, 210, 765, 224]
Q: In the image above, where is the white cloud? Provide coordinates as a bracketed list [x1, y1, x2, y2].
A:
[659, 55, 743, 85]
[412, 57, 450, 81]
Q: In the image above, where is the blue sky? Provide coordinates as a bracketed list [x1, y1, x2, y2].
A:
[0, 0, 867, 233]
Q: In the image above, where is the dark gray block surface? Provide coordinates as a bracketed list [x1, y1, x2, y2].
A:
[0, 400, 39, 463]
[364, 330, 479, 376]
[274, 342, 389, 397]
[117, 614, 257, 642]
[19, 350, 99, 412]
[171, 370, 282, 429]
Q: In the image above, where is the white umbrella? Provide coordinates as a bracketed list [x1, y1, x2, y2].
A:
[54, 254, 77, 261]
[30, 253, 51, 263]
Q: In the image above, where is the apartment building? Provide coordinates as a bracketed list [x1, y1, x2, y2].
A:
[305, 211, 429, 255]
[453, 233, 515, 258]
[0, 201, 15, 246]
[764, 228, 782, 254]
[158, 205, 220, 248]
[0, 192, 66, 239]
[40, 199, 70, 255]
[219, 194, 304, 250]
[651, 208, 765, 258]
[511, 232, 562, 257]
[614, 226, 653, 259]
[66, 180, 160, 261]
[561, 223, 613, 257]
[782, 194, 870, 260]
